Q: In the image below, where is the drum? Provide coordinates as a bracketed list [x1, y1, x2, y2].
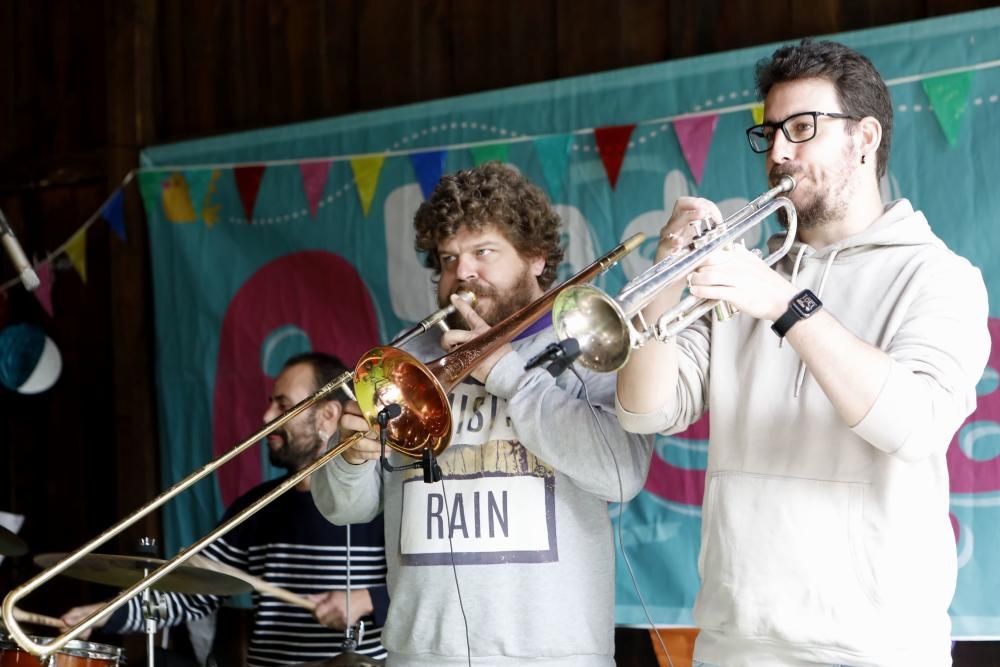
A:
[0, 630, 124, 666]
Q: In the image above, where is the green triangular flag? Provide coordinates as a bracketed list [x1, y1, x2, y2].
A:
[136, 171, 164, 218]
[923, 72, 973, 146]
[470, 143, 509, 166]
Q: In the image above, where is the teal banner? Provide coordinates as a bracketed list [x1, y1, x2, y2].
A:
[141, 9, 1000, 637]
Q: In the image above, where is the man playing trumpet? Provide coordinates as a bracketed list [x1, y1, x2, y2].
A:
[616, 40, 990, 666]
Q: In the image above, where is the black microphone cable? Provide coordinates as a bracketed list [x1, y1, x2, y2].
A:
[568, 364, 675, 667]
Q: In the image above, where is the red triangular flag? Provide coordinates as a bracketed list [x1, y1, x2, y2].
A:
[593, 124, 636, 189]
[34, 261, 55, 317]
[234, 166, 267, 222]
[674, 114, 719, 185]
[299, 161, 332, 218]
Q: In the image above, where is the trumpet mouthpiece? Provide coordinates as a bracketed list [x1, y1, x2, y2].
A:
[778, 175, 796, 192]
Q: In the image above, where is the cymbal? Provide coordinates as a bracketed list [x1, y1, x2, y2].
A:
[0, 524, 27, 556]
[292, 654, 386, 666]
[33, 553, 253, 596]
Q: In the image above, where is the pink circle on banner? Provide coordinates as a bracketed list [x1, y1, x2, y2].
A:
[947, 316, 1000, 493]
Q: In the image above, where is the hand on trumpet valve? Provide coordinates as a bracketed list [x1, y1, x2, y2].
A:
[440, 293, 511, 383]
[685, 244, 799, 321]
[339, 400, 382, 464]
[656, 196, 725, 262]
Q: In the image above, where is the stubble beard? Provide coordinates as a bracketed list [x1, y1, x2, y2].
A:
[772, 144, 858, 232]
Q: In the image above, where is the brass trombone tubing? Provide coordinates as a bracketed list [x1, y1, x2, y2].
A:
[1, 370, 359, 659]
[3, 234, 646, 659]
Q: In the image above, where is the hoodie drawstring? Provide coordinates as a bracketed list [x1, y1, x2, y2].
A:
[792, 249, 840, 397]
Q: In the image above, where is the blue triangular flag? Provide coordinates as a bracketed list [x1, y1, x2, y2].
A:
[409, 150, 448, 200]
[533, 134, 573, 201]
[100, 189, 126, 240]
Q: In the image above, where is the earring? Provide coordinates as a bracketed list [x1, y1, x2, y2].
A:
[861, 154, 867, 164]
[318, 430, 329, 443]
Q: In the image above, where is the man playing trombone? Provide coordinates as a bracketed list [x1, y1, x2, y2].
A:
[312, 162, 654, 666]
[62, 353, 389, 666]
[616, 40, 990, 666]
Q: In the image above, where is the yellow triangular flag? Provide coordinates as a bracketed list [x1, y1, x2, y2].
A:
[751, 104, 764, 126]
[162, 173, 197, 223]
[65, 227, 88, 283]
[350, 156, 385, 217]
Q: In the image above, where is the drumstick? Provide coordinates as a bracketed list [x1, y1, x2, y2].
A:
[13, 607, 66, 629]
[188, 554, 317, 611]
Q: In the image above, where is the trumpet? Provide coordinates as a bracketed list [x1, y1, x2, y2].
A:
[2, 233, 644, 661]
[552, 176, 797, 372]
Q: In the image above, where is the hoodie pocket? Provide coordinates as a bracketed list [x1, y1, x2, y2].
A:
[695, 471, 880, 648]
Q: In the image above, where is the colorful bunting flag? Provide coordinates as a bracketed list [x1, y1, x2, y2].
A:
[751, 104, 764, 126]
[201, 170, 222, 227]
[234, 165, 267, 222]
[533, 134, 574, 201]
[923, 72, 973, 146]
[470, 143, 509, 167]
[409, 151, 448, 200]
[674, 114, 719, 185]
[65, 228, 88, 283]
[34, 262, 54, 317]
[593, 125, 635, 189]
[162, 173, 197, 223]
[349, 157, 385, 217]
[184, 169, 217, 222]
[100, 189, 126, 241]
[136, 172, 164, 219]
[300, 161, 333, 218]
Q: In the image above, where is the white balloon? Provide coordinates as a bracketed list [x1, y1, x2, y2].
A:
[18, 336, 62, 394]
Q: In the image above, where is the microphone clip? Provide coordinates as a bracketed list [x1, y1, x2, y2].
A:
[377, 404, 442, 484]
[523, 338, 582, 378]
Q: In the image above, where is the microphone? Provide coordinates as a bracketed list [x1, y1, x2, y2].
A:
[0, 208, 40, 292]
[524, 338, 582, 377]
[376, 403, 402, 427]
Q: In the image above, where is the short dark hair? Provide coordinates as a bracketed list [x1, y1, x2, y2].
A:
[755, 39, 893, 179]
[413, 162, 564, 290]
[282, 352, 351, 403]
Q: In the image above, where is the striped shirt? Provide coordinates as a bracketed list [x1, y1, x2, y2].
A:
[105, 477, 388, 665]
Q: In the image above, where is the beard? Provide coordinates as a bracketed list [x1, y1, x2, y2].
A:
[442, 265, 540, 328]
[771, 145, 858, 232]
[267, 418, 324, 471]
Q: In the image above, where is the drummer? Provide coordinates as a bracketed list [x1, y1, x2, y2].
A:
[61, 352, 389, 666]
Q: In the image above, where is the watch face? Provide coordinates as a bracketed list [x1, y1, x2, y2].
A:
[793, 291, 821, 316]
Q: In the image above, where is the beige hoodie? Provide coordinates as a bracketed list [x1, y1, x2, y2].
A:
[617, 199, 990, 667]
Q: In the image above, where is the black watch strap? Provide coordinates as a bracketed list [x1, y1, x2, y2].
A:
[771, 289, 823, 338]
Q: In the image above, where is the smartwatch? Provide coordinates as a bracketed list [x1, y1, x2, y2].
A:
[771, 289, 823, 338]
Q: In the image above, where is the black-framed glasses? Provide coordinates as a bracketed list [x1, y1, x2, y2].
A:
[746, 111, 859, 153]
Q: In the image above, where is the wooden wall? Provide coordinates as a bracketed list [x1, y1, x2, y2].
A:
[1, 1, 997, 663]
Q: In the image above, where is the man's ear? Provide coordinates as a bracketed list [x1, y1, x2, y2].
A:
[530, 255, 546, 278]
[318, 400, 343, 436]
[858, 116, 882, 162]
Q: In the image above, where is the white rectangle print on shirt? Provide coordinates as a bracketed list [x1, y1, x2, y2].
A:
[397, 382, 558, 565]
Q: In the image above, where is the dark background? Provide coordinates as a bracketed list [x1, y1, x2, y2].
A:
[1, 2, 998, 664]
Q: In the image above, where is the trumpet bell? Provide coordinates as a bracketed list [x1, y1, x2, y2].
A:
[354, 346, 452, 458]
[553, 285, 632, 373]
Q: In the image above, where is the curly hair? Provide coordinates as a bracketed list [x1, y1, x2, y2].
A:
[755, 39, 893, 179]
[413, 162, 564, 290]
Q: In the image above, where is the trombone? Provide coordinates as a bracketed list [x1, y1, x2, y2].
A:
[552, 176, 797, 372]
[2, 232, 644, 661]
